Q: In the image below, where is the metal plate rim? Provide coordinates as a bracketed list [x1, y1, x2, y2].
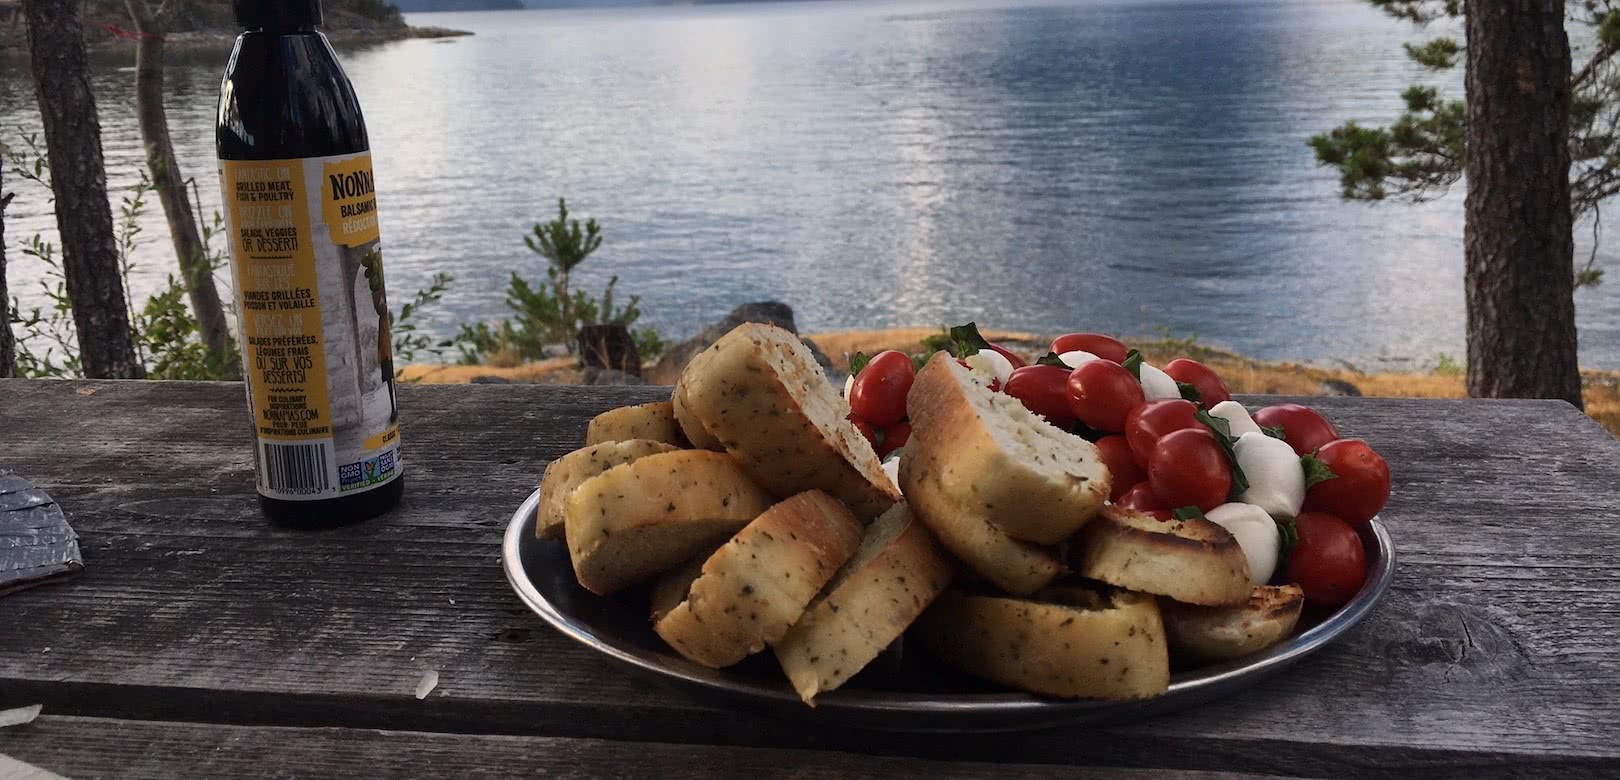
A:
[502, 489, 1396, 728]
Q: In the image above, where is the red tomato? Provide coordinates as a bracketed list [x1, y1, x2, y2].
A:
[1117, 481, 1165, 511]
[849, 350, 915, 427]
[1095, 435, 1145, 501]
[1050, 333, 1129, 364]
[1123, 399, 1201, 469]
[849, 415, 880, 448]
[1302, 439, 1391, 526]
[1252, 403, 1340, 456]
[1287, 512, 1368, 607]
[1163, 358, 1232, 407]
[1003, 365, 1076, 427]
[987, 343, 1027, 370]
[1066, 360, 1146, 433]
[1148, 429, 1231, 512]
[879, 421, 911, 458]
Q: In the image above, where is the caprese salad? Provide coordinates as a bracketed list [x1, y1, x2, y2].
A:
[843, 323, 1391, 609]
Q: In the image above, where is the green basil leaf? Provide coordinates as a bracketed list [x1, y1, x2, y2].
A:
[1301, 453, 1339, 490]
[1276, 515, 1300, 566]
[947, 322, 993, 359]
[1194, 409, 1250, 498]
[1036, 351, 1069, 368]
[1172, 506, 1205, 521]
[1121, 348, 1143, 379]
[1177, 381, 1201, 404]
[849, 351, 871, 377]
[1262, 425, 1288, 441]
[911, 353, 931, 372]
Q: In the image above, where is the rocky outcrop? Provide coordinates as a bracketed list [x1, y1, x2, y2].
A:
[643, 302, 833, 385]
[1319, 379, 1363, 397]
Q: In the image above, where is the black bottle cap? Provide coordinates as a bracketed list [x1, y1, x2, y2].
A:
[233, 0, 323, 30]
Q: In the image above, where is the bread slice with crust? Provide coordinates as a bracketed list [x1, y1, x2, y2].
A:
[912, 585, 1169, 700]
[649, 556, 706, 624]
[1070, 505, 1252, 607]
[898, 448, 1065, 595]
[565, 450, 774, 595]
[773, 502, 955, 703]
[672, 383, 725, 451]
[654, 491, 864, 668]
[675, 323, 899, 521]
[1161, 584, 1304, 662]
[901, 353, 1110, 544]
[584, 401, 687, 447]
[537, 439, 680, 540]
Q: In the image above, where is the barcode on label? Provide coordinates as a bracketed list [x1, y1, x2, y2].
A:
[261, 441, 333, 495]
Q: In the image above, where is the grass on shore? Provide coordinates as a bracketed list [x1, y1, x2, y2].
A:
[399, 326, 1620, 438]
[808, 328, 1620, 438]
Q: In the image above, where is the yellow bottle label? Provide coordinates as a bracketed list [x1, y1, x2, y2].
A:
[220, 153, 402, 501]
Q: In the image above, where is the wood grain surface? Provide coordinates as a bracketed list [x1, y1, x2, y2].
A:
[2, 379, 1619, 778]
[1, 715, 1296, 780]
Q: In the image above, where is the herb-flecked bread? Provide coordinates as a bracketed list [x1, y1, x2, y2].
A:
[653, 491, 863, 668]
[773, 502, 954, 703]
[565, 450, 774, 596]
[675, 323, 899, 521]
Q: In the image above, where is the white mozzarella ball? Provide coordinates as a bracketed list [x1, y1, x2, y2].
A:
[1204, 502, 1280, 585]
[1234, 431, 1306, 518]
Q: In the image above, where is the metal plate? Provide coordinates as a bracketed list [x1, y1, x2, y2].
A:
[502, 489, 1396, 732]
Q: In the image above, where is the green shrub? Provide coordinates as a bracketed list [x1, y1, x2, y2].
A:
[454, 198, 663, 365]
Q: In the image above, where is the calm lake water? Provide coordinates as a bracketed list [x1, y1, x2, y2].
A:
[2, 0, 1615, 369]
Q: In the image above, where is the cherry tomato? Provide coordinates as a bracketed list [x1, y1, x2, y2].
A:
[1286, 511, 1368, 607]
[1003, 365, 1076, 428]
[1163, 358, 1231, 407]
[849, 350, 915, 427]
[1095, 435, 1145, 501]
[1302, 439, 1391, 526]
[987, 343, 1027, 370]
[879, 421, 911, 458]
[1148, 428, 1231, 512]
[1117, 481, 1165, 509]
[1050, 333, 1129, 364]
[1123, 399, 1201, 469]
[1066, 359, 1145, 433]
[1251, 403, 1340, 456]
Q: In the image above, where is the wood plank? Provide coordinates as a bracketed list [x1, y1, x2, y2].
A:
[2, 715, 1287, 780]
[2, 380, 1619, 776]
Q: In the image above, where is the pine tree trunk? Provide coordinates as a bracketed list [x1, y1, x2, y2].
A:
[23, 0, 144, 379]
[1463, 0, 1581, 407]
[1, 168, 14, 379]
[126, 0, 239, 379]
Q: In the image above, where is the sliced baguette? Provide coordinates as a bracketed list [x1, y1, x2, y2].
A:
[672, 382, 725, 452]
[649, 556, 706, 624]
[565, 450, 774, 595]
[1161, 584, 1304, 662]
[654, 491, 864, 668]
[912, 586, 1169, 700]
[898, 449, 1065, 595]
[537, 439, 680, 540]
[584, 401, 687, 447]
[675, 323, 899, 521]
[1070, 505, 1252, 607]
[901, 352, 1110, 545]
[773, 502, 955, 704]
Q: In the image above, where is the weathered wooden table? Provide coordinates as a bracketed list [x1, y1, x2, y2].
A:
[2, 379, 1618, 778]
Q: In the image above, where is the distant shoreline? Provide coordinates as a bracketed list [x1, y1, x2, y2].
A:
[0, 25, 471, 62]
